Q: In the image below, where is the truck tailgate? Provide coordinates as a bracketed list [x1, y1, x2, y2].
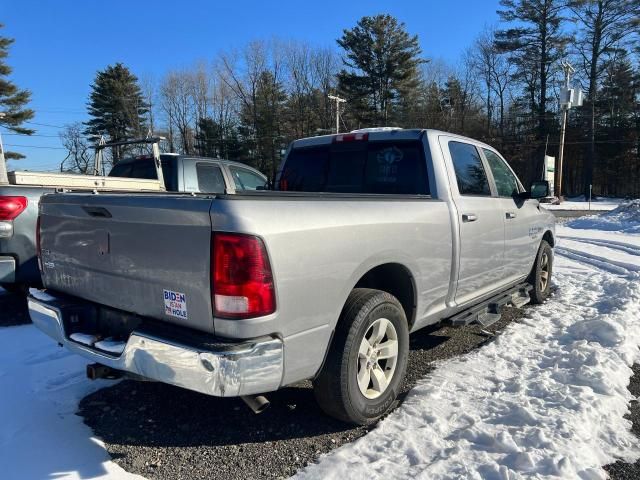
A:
[39, 193, 215, 333]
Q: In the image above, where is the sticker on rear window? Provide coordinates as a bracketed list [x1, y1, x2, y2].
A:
[164, 289, 188, 319]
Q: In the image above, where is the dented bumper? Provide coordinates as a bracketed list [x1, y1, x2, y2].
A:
[27, 289, 284, 397]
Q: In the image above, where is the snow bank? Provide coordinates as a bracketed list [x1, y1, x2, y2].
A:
[297, 241, 640, 478]
[541, 196, 622, 211]
[568, 200, 640, 233]
[0, 324, 142, 480]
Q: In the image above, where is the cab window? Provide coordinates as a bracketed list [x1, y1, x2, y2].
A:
[483, 149, 520, 197]
[196, 163, 226, 193]
[229, 166, 267, 191]
[448, 141, 491, 196]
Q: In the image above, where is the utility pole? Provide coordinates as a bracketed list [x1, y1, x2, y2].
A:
[0, 113, 8, 185]
[328, 94, 346, 134]
[556, 61, 575, 202]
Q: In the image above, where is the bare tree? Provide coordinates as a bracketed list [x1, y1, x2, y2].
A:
[59, 123, 93, 174]
[160, 70, 195, 154]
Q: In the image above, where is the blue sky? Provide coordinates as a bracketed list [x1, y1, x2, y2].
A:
[2, 0, 502, 171]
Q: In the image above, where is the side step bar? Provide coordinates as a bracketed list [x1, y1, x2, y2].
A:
[444, 283, 532, 328]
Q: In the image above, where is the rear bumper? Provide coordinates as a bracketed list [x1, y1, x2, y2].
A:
[27, 289, 284, 397]
[0, 256, 16, 283]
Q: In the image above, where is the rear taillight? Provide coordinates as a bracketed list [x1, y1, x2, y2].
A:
[0, 196, 28, 220]
[212, 233, 276, 319]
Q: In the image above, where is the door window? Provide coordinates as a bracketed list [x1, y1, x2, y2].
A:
[229, 167, 267, 191]
[196, 163, 226, 193]
[448, 141, 491, 196]
[483, 149, 520, 197]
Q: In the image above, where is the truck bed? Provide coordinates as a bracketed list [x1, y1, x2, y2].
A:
[38, 190, 453, 344]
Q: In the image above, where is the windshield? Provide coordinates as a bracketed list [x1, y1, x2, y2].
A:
[279, 140, 429, 195]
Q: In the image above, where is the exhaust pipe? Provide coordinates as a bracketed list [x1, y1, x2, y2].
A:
[86, 363, 122, 380]
[241, 395, 270, 414]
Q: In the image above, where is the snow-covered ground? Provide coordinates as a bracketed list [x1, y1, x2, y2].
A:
[541, 196, 623, 211]
[2, 201, 640, 480]
[298, 202, 640, 480]
[0, 307, 142, 480]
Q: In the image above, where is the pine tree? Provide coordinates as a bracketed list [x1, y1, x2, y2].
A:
[84, 63, 148, 163]
[568, 0, 640, 197]
[0, 23, 35, 162]
[337, 14, 424, 126]
[496, 0, 569, 181]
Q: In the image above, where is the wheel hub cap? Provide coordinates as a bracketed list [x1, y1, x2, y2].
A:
[357, 318, 399, 399]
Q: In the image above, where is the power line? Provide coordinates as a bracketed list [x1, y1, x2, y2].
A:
[24, 121, 66, 129]
[3, 133, 60, 138]
[4, 143, 66, 150]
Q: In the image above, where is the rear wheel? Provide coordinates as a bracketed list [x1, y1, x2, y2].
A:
[313, 288, 409, 425]
[529, 240, 553, 304]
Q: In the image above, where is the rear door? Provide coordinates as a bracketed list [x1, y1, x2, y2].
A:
[482, 148, 539, 282]
[439, 137, 507, 306]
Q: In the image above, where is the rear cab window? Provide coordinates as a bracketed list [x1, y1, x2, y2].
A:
[279, 139, 429, 195]
[108, 156, 178, 191]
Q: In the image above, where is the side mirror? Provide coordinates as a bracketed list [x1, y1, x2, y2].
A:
[515, 180, 549, 200]
[530, 180, 550, 199]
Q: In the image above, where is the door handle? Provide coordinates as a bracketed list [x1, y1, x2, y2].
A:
[462, 213, 478, 223]
[506, 212, 517, 219]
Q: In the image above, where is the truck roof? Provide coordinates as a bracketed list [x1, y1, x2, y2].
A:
[290, 128, 497, 152]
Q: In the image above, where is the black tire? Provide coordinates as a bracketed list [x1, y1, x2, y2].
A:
[529, 240, 553, 304]
[313, 288, 409, 425]
[0, 283, 28, 296]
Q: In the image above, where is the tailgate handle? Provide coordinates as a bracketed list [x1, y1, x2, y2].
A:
[82, 206, 112, 218]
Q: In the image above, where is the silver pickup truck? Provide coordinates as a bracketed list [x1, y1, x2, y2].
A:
[29, 128, 555, 424]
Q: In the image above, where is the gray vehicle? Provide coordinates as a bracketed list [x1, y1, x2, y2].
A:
[29, 129, 555, 424]
[0, 153, 266, 293]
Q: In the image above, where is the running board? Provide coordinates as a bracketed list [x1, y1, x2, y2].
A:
[444, 283, 532, 328]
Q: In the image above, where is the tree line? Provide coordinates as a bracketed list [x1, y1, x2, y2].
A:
[2, 2, 639, 197]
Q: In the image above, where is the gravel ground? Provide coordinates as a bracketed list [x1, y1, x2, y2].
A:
[605, 363, 640, 479]
[78, 308, 524, 480]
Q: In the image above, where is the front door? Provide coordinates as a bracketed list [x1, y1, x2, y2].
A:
[481, 148, 541, 282]
[439, 137, 507, 307]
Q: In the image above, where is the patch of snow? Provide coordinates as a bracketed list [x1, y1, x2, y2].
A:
[567, 200, 640, 233]
[69, 332, 100, 346]
[94, 338, 126, 355]
[28, 288, 58, 302]
[0, 324, 143, 480]
[297, 222, 640, 479]
[542, 196, 623, 211]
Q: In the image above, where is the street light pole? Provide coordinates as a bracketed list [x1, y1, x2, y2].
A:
[0, 113, 8, 185]
[328, 94, 346, 134]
